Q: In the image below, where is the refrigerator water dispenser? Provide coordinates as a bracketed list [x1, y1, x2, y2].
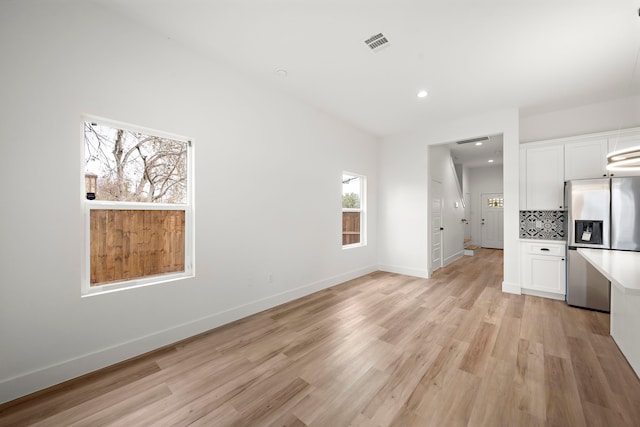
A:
[574, 220, 604, 245]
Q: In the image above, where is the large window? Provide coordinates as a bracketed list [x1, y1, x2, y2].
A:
[342, 172, 366, 247]
[82, 118, 193, 295]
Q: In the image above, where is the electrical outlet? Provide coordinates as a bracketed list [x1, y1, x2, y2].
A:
[268, 273, 273, 283]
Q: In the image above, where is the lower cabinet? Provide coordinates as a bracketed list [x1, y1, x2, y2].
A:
[521, 240, 566, 299]
[610, 284, 640, 377]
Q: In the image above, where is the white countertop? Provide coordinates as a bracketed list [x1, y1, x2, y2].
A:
[577, 248, 640, 296]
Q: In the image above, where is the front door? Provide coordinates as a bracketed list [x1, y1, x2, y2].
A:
[481, 193, 504, 249]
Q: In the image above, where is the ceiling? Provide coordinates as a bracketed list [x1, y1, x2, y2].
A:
[449, 134, 503, 168]
[93, 0, 640, 137]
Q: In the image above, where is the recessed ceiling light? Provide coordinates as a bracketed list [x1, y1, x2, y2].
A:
[488, 159, 494, 163]
[417, 90, 428, 98]
[475, 142, 483, 146]
[275, 69, 288, 78]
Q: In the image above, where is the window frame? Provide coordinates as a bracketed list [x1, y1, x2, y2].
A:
[342, 171, 367, 249]
[81, 116, 194, 296]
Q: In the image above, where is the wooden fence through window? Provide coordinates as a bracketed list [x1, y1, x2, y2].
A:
[90, 209, 185, 286]
[342, 211, 361, 245]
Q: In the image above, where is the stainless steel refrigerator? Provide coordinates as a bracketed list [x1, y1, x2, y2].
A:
[611, 177, 640, 251]
[566, 177, 640, 312]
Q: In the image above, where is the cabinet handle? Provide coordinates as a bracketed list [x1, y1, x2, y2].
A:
[540, 248, 550, 251]
[561, 258, 565, 261]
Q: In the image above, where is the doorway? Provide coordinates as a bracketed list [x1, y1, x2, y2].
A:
[481, 193, 504, 249]
[428, 134, 504, 276]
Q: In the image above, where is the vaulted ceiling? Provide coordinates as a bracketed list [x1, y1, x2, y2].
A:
[94, 0, 640, 137]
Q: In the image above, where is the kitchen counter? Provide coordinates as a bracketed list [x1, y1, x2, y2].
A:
[577, 248, 640, 295]
[577, 248, 640, 377]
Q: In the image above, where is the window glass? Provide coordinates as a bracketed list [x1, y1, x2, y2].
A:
[342, 174, 361, 209]
[84, 122, 187, 203]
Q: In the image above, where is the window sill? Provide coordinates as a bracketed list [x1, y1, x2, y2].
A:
[81, 271, 194, 298]
[342, 243, 366, 250]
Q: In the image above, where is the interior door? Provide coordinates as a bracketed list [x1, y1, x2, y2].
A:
[481, 193, 504, 249]
[463, 192, 471, 242]
[431, 180, 443, 272]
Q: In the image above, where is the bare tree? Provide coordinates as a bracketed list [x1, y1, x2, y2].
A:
[84, 122, 187, 203]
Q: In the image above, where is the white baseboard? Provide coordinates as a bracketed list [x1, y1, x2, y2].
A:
[521, 287, 565, 301]
[502, 281, 522, 295]
[377, 264, 429, 279]
[0, 265, 377, 405]
[443, 251, 463, 266]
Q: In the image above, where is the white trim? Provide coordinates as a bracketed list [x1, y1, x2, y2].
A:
[342, 242, 365, 250]
[83, 114, 191, 143]
[377, 264, 429, 279]
[85, 201, 188, 210]
[502, 281, 522, 295]
[82, 272, 194, 297]
[521, 287, 564, 301]
[0, 265, 378, 404]
[443, 251, 464, 267]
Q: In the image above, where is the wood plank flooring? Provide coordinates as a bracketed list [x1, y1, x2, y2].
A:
[2, 249, 639, 426]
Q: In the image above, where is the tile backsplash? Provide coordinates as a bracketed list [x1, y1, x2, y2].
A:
[520, 210, 566, 240]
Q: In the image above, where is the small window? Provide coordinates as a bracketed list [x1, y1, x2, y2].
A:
[487, 196, 504, 208]
[342, 172, 366, 247]
[83, 118, 193, 295]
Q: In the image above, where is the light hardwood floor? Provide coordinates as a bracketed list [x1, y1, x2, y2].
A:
[1, 249, 639, 426]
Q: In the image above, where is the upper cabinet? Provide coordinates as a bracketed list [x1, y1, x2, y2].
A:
[521, 127, 640, 210]
[564, 139, 608, 180]
[522, 144, 565, 210]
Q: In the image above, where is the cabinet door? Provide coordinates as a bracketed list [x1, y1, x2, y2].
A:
[527, 254, 566, 294]
[519, 148, 526, 209]
[608, 133, 640, 177]
[564, 139, 607, 180]
[525, 145, 564, 209]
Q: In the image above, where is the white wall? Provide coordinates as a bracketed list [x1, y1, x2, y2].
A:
[378, 109, 519, 293]
[428, 146, 465, 268]
[0, 2, 378, 403]
[467, 166, 504, 245]
[520, 96, 640, 143]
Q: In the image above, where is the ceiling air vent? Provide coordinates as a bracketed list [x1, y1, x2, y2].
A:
[364, 33, 390, 52]
[456, 136, 489, 145]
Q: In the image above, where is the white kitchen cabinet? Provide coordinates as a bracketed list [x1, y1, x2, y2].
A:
[521, 127, 640, 209]
[607, 133, 640, 177]
[564, 139, 608, 180]
[522, 144, 565, 210]
[521, 240, 566, 299]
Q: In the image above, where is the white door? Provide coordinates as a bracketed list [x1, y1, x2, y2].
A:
[463, 192, 471, 242]
[431, 180, 443, 272]
[481, 193, 504, 249]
